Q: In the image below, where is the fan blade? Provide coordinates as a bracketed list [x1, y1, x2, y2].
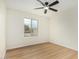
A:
[49, 0, 59, 7]
[49, 8, 58, 12]
[35, 7, 44, 9]
[44, 9, 47, 14]
[37, 0, 45, 6]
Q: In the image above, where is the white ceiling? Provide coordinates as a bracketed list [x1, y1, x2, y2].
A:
[6, 0, 77, 17]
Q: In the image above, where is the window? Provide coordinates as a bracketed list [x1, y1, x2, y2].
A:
[24, 18, 38, 37]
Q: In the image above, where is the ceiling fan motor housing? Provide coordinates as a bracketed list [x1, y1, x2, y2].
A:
[45, 2, 48, 6]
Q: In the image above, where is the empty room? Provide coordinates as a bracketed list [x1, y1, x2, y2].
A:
[0, 0, 78, 59]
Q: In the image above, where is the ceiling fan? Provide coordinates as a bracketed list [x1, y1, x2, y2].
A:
[35, 0, 59, 14]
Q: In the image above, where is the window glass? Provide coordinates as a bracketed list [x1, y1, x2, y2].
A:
[24, 18, 38, 37]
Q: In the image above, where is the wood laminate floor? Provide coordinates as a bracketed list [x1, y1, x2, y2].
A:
[6, 42, 78, 59]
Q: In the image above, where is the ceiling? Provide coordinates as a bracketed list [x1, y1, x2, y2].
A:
[6, 0, 77, 17]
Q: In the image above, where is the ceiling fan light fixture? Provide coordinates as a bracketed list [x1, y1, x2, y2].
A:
[44, 7, 49, 10]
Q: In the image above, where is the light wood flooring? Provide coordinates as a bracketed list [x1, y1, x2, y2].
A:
[6, 42, 78, 59]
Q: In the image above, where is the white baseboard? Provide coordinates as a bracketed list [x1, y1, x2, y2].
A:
[49, 41, 78, 51]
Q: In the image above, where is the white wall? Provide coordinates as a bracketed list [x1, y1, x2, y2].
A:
[0, 0, 6, 59]
[6, 9, 49, 49]
[49, 5, 78, 50]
